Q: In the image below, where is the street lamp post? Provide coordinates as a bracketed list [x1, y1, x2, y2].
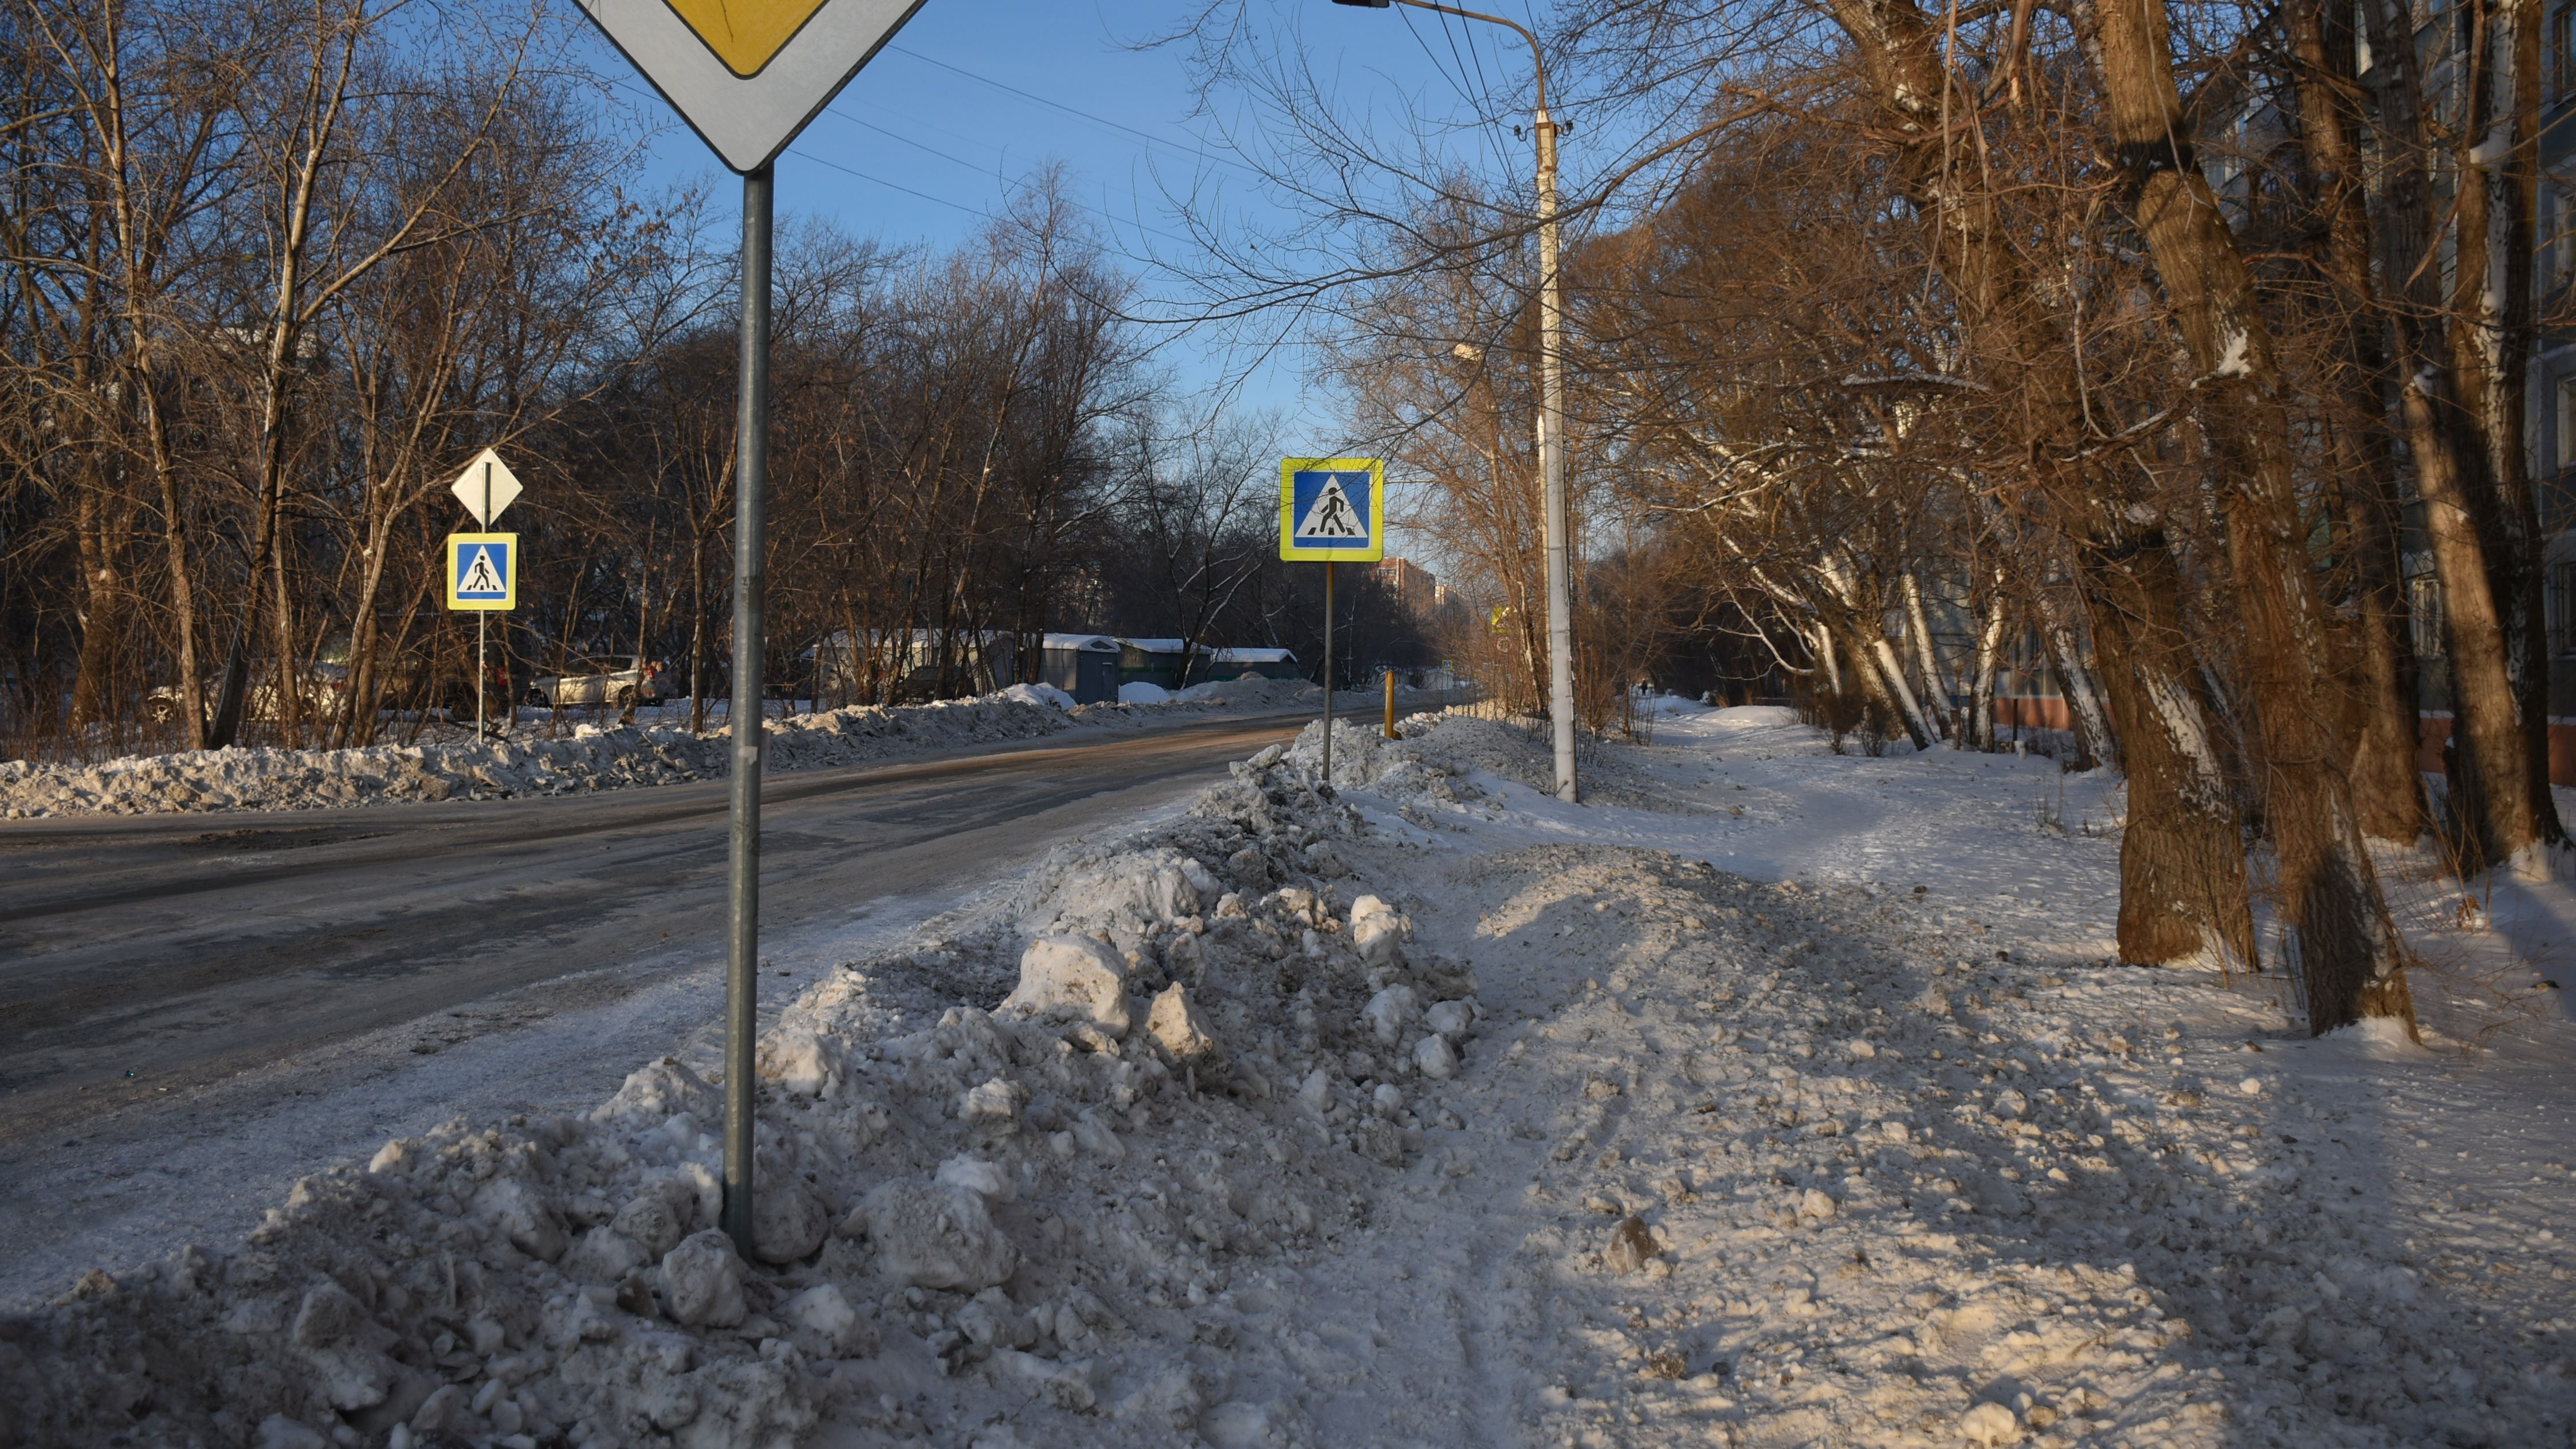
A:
[1334, 0, 1577, 803]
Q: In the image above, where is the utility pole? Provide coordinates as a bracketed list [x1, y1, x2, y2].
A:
[1534, 98, 1575, 802]
[1333, 0, 1576, 801]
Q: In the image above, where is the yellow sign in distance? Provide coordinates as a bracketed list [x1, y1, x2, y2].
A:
[446, 533, 518, 612]
[661, 0, 829, 77]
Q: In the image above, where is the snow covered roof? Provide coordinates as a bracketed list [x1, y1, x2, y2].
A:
[1040, 633, 1119, 651]
[1118, 637, 1210, 655]
[811, 629, 1010, 649]
[1210, 647, 1296, 663]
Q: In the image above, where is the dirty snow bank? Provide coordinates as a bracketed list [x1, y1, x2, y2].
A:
[0, 724, 1480, 1447]
[0, 691, 1247, 820]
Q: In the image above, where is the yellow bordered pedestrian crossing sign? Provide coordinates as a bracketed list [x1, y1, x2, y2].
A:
[446, 533, 517, 611]
[1280, 457, 1385, 562]
[578, 0, 930, 172]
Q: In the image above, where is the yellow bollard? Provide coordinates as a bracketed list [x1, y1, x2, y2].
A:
[1384, 669, 1397, 739]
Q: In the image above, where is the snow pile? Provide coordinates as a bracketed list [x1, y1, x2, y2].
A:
[0, 690, 1228, 819]
[994, 682, 1075, 712]
[0, 734, 1484, 1447]
[1282, 713, 1522, 800]
[1633, 692, 1711, 717]
[1117, 682, 1171, 705]
[1280, 710, 1675, 815]
[1172, 675, 1320, 708]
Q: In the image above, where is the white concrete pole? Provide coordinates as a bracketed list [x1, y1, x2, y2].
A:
[1536, 111, 1576, 802]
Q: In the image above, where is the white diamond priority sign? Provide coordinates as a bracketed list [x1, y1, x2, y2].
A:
[450, 447, 524, 527]
[578, 0, 930, 172]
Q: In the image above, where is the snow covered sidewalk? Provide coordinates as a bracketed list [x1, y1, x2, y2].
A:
[5, 706, 2571, 1448]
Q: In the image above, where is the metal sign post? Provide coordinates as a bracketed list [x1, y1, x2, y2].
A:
[1279, 457, 1385, 790]
[724, 166, 772, 1250]
[1322, 561, 1334, 783]
[478, 465, 493, 737]
[446, 449, 523, 735]
[576, 0, 929, 1258]
[479, 478, 488, 736]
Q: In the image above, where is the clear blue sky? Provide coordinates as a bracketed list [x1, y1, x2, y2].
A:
[567, 0, 1556, 472]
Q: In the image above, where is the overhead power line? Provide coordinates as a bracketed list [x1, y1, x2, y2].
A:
[800, 113, 1200, 249]
[601, 76, 1196, 253]
[883, 45, 1265, 182]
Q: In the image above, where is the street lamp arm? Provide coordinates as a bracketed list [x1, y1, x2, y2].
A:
[1373, 0, 1548, 114]
[1332, 0, 1574, 802]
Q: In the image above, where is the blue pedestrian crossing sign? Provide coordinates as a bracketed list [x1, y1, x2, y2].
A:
[1279, 457, 1384, 561]
[446, 533, 517, 611]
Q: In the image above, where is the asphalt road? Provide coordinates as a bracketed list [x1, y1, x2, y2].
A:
[0, 712, 1304, 1160]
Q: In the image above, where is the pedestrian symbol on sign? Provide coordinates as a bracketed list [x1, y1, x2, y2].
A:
[1295, 474, 1368, 540]
[445, 533, 517, 611]
[459, 547, 504, 595]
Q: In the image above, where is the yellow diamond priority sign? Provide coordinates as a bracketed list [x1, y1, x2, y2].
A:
[580, 0, 928, 171]
[661, 0, 830, 76]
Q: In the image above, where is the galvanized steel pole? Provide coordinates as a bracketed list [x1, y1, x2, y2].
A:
[476, 462, 492, 740]
[1321, 561, 1335, 786]
[722, 164, 773, 1256]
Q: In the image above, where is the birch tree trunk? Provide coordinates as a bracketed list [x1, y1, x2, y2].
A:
[60, 0, 213, 749]
[2449, 0, 2548, 844]
[1968, 579, 2006, 752]
[1868, 630, 1939, 749]
[2035, 587, 2117, 770]
[1812, 621, 1844, 701]
[2087, 0, 2414, 1030]
[1903, 572, 1953, 739]
[210, 17, 355, 749]
[1816, 555, 1936, 748]
[67, 476, 135, 736]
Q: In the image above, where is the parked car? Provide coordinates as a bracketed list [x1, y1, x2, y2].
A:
[146, 662, 347, 725]
[525, 657, 672, 710]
